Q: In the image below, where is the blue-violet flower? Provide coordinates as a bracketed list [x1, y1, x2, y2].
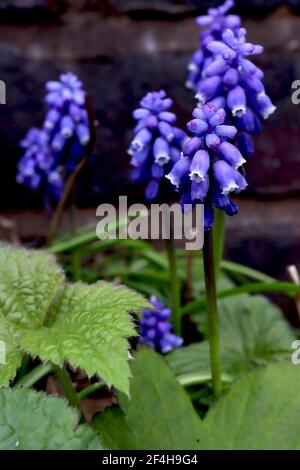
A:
[16, 128, 63, 199]
[128, 90, 186, 201]
[17, 72, 91, 200]
[166, 98, 247, 229]
[139, 296, 183, 353]
[44, 72, 90, 171]
[186, 0, 241, 90]
[187, 0, 276, 158]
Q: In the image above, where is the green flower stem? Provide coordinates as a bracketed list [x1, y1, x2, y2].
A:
[17, 362, 83, 416]
[46, 98, 96, 247]
[161, 182, 182, 336]
[213, 209, 226, 277]
[15, 362, 53, 387]
[203, 230, 222, 399]
[52, 364, 83, 413]
[46, 156, 88, 246]
[165, 235, 182, 337]
[17, 354, 31, 381]
[71, 249, 81, 281]
[188, 388, 211, 403]
[185, 250, 194, 303]
[78, 382, 106, 401]
[69, 192, 77, 235]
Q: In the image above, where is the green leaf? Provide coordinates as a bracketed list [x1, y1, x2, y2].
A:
[0, 245, 148, 393]
[168, 294, 294, 381]
[216, 295, 294, 371]
[0, 245, 64, 385]
[0, 244, 64, 329]
[182, 282, 300, 316]
[0, 387, 102, 450]
[97, 360, 300, 450]
[0, 322, 22, 386]
[199, 363, 300, 450]
[221, 260, 276, 283]
[48, 226, 98, 255]
[166, 341, 235, 383]
[49, 214, 129, 255]
[20, 282, 144, 393]
[93, 348, 202, 450]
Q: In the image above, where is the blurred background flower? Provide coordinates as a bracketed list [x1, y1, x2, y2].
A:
[139, 296, 183, 353]
[16, 72, 91, 202]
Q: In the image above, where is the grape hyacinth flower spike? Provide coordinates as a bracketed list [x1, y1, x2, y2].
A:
[44, 72, 91, 175]
[187, 1, 276, 159]
[182, 0, 276, 400]
[201, 27, 275, 118]
[139, 296, 183, 354]
[17, 72, 92, 202]
[128, 90, 186, 201]
[16, 128, 63, 200]
[166, 98, 247, 229]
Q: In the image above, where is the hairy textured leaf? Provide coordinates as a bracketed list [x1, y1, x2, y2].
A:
[168, 294, 294, 381]
[0, 245, 148, 392]
[199, 363, 300, 450]
[0, 244, 65, 329]
[0, 245, 64, 385]
[93, 348, 202, 450]
[0, 322, 22, 386]
[20, 282, 145, 393]
[0, 387, 102, 450]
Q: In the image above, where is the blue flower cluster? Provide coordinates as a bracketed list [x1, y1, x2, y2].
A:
[166, 98, 246, 228]
[16, 128, 63, 200]
[186, 0, 241, 91]
[139, 296, 183, 354]
[186, 0, 276, 158]
[17, 72, 90, 200]
[168, 0, 276, 228]
[128, 90, 186, 201]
